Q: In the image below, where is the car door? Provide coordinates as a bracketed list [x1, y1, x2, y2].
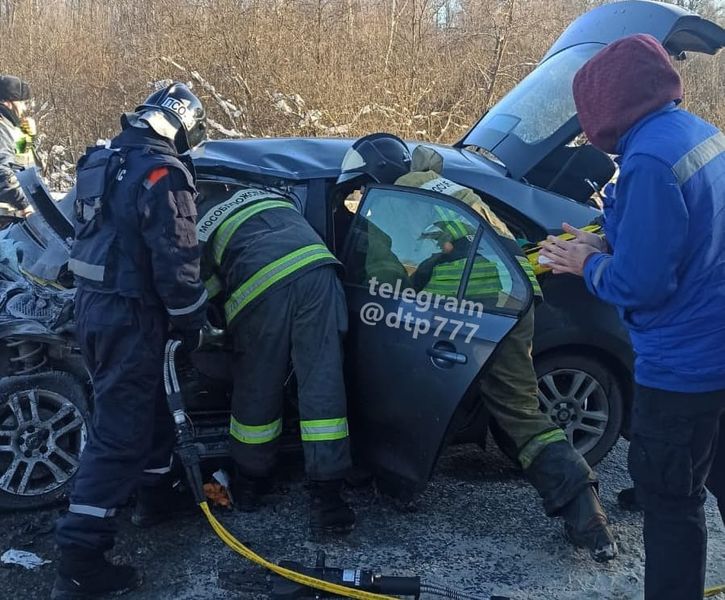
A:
[340, 184, 532, 499]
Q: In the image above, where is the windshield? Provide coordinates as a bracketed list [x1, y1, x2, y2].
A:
[475, 43, 604, 146]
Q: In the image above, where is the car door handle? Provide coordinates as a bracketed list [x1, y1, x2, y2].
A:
[427, 344, 468, 365]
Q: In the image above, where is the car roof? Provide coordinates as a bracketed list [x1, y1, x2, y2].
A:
[192, 137, 505, 182]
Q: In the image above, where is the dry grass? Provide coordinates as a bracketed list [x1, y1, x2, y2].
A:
[0, 0, 722, 184]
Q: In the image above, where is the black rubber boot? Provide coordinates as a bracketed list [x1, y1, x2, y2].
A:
[131, 480, 196, 528]
[51, 547, 142, 599]
[561, 485, 618, 563]
[230, 472, 271, 512]
[523, 440, 617, 562]
[308, 479, 355, 538]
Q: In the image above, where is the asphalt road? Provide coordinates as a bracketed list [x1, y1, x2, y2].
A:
[2, 439, 724, 600]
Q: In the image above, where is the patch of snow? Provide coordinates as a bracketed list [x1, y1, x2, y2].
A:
[1, 549, 51, 570]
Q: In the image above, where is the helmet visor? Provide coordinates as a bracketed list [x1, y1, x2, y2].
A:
[336, 147, 368, 184]
[419, 223, 446, 239]
[419, 223, 453, 248]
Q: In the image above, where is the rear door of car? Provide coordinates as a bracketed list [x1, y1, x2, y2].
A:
[340, 184, 532, 498]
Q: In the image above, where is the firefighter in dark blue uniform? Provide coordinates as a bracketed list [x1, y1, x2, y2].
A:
[197, 183, 355, 538]
[52, 83, 208, 600]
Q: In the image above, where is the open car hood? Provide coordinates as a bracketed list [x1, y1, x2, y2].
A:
[457, 0, 725, 181]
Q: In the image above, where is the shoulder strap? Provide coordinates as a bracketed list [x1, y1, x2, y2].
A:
[74, 146, 125, 224]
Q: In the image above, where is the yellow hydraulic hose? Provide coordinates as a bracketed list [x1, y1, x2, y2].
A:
[705, 583, 725, 598]
[164, 338, 393, 600]
[199, 501, 396, 600]
[204, 493, 725, 600]
[171, 333, 723, 600]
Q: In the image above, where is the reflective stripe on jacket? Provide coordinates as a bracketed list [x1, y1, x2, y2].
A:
[424, 256, 502, 299]
[196, 188, 339, 325]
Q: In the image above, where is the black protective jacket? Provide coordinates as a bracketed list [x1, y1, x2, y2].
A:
[68, 127, 207, 329]
[196, 186, 338, 326]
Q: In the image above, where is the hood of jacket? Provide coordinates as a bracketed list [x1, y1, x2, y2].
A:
[572, 34, 683, 154]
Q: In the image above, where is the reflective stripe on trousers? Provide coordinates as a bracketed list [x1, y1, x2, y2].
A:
[68, 257, 106, 282]
[143, 457, 173, 475]
[300, 417, 349, 442]
[518, 427, 568, 470]
[229, 416, 283, 445]
[230, 416, 349, 444]
[68, 504, 118, 518]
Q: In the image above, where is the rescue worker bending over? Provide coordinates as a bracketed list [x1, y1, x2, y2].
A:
[0, 75, 36, 220]
[53, 83, 208, 599]
[338, 134, 617, 563]
[197, 182, 354, 537]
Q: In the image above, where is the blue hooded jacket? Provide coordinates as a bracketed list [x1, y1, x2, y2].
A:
[584, 104, 725, 392]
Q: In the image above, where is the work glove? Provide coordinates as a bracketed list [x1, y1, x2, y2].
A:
[19, 116, 37, 137]
[17, 117, 37, 156]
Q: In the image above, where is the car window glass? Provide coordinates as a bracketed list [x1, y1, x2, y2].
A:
[344, 187, 478, 298]
[476, 43, 602, 145]
[464, 235, 529, 312]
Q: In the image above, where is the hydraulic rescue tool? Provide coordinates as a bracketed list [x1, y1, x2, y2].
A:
[271, 551, 512, 600]
[163, 338, 510, 600]
[705, 583, 725, 598]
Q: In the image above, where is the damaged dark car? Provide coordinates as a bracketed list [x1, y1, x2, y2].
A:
[1, 0, 723, 510]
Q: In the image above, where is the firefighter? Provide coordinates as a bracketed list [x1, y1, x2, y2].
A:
[541, 35, 725, 600]
[196, 183, 354, 537]
[413, 218, 502, 300]
[337, 134, 617, 563]
[52, 83, 208, 599]
[0, 75, 35, 219]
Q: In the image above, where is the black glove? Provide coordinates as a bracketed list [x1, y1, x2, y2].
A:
[172, 327, 203, 353]
[200, 320, 226, 349]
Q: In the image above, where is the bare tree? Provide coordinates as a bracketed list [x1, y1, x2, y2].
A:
[0, 0, 720, 184]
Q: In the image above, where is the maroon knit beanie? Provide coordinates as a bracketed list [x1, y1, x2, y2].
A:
[572, 34, 683, 153]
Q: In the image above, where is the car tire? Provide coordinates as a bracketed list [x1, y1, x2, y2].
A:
[489, 352, 623, 468]
[0, 372, 89, 511]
